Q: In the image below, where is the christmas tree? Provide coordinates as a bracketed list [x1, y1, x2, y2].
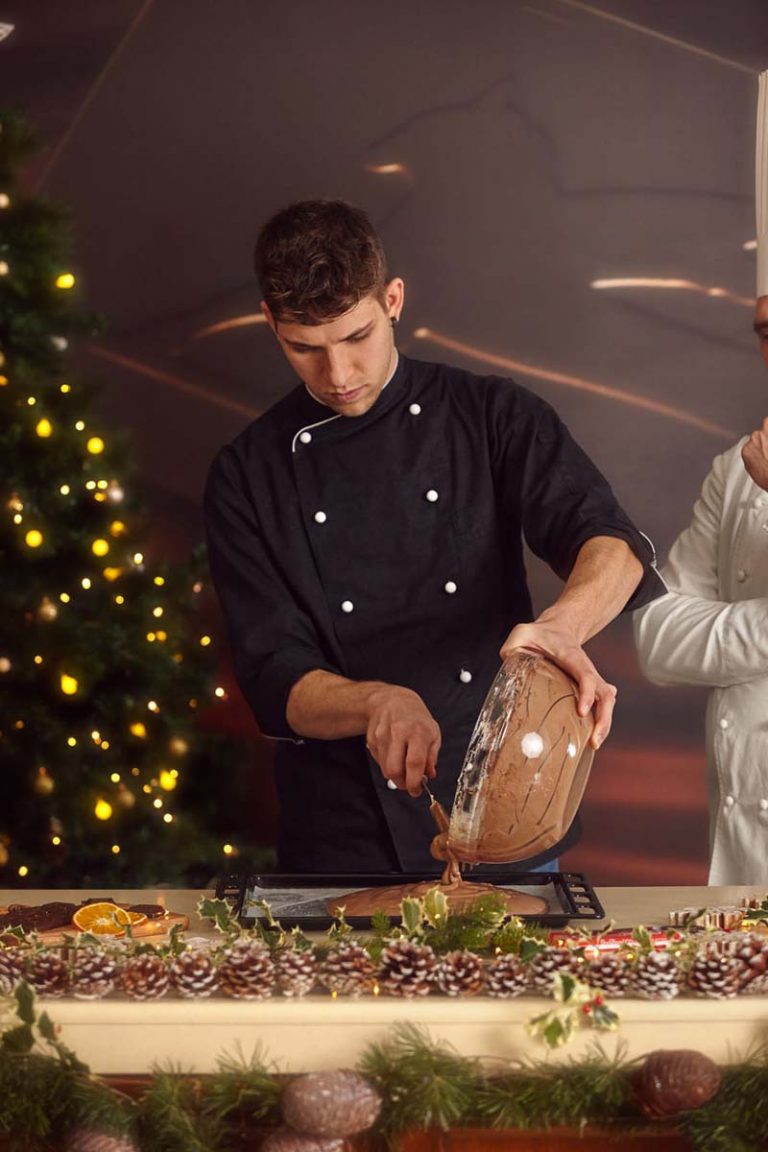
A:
[0, 111, 251, 888]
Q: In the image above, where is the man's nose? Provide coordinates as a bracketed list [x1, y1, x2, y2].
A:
[325, 348, 355, 390]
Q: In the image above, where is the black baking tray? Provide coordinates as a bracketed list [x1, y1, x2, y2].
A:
[214, 870, 604, 931]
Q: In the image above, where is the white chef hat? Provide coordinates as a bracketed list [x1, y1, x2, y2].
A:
[757, 71, 768, 297]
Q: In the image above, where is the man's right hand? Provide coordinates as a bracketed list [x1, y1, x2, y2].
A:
[742, 417, 768, 491]
[365, 685, 441, 797]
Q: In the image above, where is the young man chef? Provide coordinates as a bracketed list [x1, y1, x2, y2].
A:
[205, 199, 663, 874]
[634, 72, 768, 885]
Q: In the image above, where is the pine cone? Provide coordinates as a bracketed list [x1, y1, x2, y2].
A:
[319, 941, 376, 997]
[584, 954, 632, 998]
[434, 949, 485, 997]
[485, 953, 529, 998]
[378, 939, 437, 998]
[282, 1069, 382, 1136]
[275, 948, 318, 998]
[169, 947, 219, 999]
[687, 953, 741, 999]
[218, 937, 275, 1000]
[25, 948, 69, 998]
[261, 1129, 344, 1152]
[706, 931, 768, 992]
[632, 1049, 722, 1119]
[118, 952, 170, 1001]
[70, 945, 122, 1000]
[528, 945, 582, 994]
[631, 951, 681, 1000]
[0, 944, 27, 995]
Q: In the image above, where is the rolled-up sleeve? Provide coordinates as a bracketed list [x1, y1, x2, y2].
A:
[493, 385, 665, 611]
[204, 447, 339, 739]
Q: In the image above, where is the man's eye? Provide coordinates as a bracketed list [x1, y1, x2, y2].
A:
[347, 332, 370, 343]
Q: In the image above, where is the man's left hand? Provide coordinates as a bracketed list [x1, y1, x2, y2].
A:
[500, 620, 617, 749]
[742, 418, 768, 491]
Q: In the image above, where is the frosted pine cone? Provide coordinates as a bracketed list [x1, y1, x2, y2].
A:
[0, 944, 27, 995]
[378, 939, 437, 998]
[528, 946, 582, 994]
[485, 953, 529, 998]
[631, 951, 681, 1000]
[584, 954, 632, 998]
[708, 931, 768, 992]
[319, 941, 376, 997]
[70, 945, 122, 1000]
[275, 947, 318, 998]
[25, 949, 69, 998]
[218, 937, 275, 1000]
[434, 950, 485, 997]
[118, 951, 170, 1001]
[170, 948, 219, 999]
[687, 953, 741, 999]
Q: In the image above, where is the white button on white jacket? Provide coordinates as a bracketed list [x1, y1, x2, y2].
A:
[634, 439, 768, 884]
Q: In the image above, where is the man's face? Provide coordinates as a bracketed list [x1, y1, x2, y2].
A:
[265, 280, 404, 417]
[755, 296, 768, 370]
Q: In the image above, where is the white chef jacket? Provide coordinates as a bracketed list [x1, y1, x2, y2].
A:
[633, 439, 768, 883]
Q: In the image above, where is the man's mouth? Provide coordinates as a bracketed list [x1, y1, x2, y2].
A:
[333, 386, 364, 403]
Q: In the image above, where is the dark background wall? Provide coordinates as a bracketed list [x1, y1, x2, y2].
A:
[4, 0, 768, 883]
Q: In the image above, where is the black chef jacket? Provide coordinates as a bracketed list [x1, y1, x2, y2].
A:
[204, 354, 664, 874]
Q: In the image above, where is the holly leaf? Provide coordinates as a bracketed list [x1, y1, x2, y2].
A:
[36, 1010, 56, 1042]
[544, 1017, 570, 1048]
[400, 898, 424, 936]
[0, 1023, 34, 1053]
[13, 980, 35, 1026]
[198, 897, 238, 935]
[423, 887, 449, 928]
[519, 937, 546, 963]
[632, 925, 653, 952]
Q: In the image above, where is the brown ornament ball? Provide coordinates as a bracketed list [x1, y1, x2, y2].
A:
[260, 1129, 344, 1152]
[633, 1049, 722, 1119]
[63, 1129, 139, 1152]
[282, 1070, 382, 1137]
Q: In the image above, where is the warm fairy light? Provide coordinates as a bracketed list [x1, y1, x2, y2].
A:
[67, 737, 77, 747]
[81, 577, 92, 590]
[13, 514, 22, 525]
[97, 479, 108, 489]
[159, 770, 177, 791]
[92, 538, 110, 557]
[200, 635, 211, 647]
[51, 837, 61, 846]
[223, 844, 234, 855]
[189, 698, 198, 709]
[142, 785, 152, 794]
[56, 272, 75, 290]
[147, 700, 159, 713]
[372, 982, 380, 996]
[193, 581, 203, 593]
[75, 421, 86, 431]
[109, 520, 126, 537]
[115, 594, 125, 605]
[25, 529, 43, 548]
[169, 738, 188, 756]
[103, 567, 121, 581]
[59, 484, 70, 495]
[33, 655, 43, 665]
[60, 593, 70, 603]
[0, 193, 9, 208]
[215, 686, 226, 698]
[130, 722, 147, 738]
[156, 630, 167, 641]
[163, 813, 173, 824]
[170, 768, 179, 778]
[26, 396, 36, 406]
[152, 606, 163, 618]
[146, 632, 156, 642]
[91, 730, 101, 742]
[111, 844, 120, 854]
[153, 798, 163, 809]
[87, 436, 105, 455]
[35, 418, 53, 438]
[154, 576, 165, 586]
[60, 674, 79, 695]
[110, 773, 121, 783]
[94, 493, 106, 503]
[60, 383, 71, 394]
[107, 482, 124, 503]
[94, 799, 112, 821]
[17, 866, 28, 877]
[85, 480, 96, 490]
[132, 552, 144, 565]
[0, 657, 11, 673]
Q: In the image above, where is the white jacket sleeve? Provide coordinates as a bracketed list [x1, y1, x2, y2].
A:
[634, 446, 768, 688]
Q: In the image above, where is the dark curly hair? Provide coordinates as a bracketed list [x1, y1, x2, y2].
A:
[254, 200, 388, 324]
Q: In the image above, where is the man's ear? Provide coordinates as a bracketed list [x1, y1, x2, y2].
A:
[384, 278, 405, 323]
[261, 300, 278, 334]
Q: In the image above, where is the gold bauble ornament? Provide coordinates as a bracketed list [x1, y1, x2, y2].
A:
[38, 596, 58, 621]
[117, 785, 136, 809]
[34, 768, 55, 796]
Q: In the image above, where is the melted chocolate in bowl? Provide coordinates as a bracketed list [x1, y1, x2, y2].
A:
[329, 878, 547, 918]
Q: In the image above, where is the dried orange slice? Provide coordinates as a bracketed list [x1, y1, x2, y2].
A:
[72, 902, 134, 935]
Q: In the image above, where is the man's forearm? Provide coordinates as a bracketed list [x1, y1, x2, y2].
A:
[286, 669, 389, 739]
[537, 536, 643, 642]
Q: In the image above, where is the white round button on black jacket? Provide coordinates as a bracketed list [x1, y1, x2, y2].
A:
[341, 600, 354, 613]
[299, 431, 312, 444]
